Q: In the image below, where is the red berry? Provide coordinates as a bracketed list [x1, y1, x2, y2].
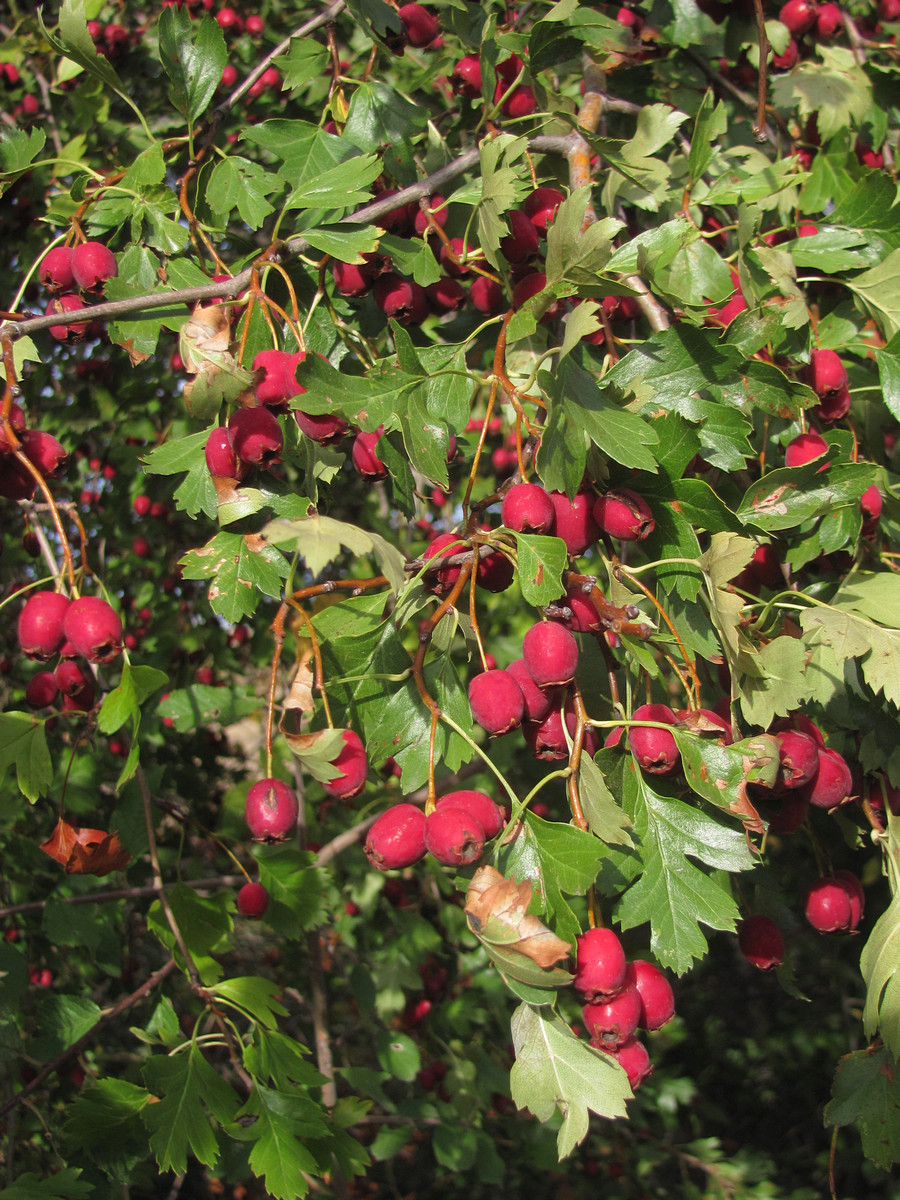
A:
[422, 531, 463, 595]
[25, 671, 59, 708]
[804, 875, 860, 932]
[523, 621, 579, 689]
[424, 805, 485, 866]
[398, 3, 440, 46]
[451, 55, 482, 97]
[426, 276, 466, 313]
[245, 778, 300, 841]
[502, 482, 555, 534]
[506, 658, 557, 722]
[500, 84, 536, 118]
[228, 407, 283, 467]
[523, 187, 564, 233]
[245, 14, 264, 35]
[18, 591, 71, 659]
[352, 428, 388, 479]
[861, 484, 883, 525]
[372, 274, 428, 324]
[738, 914, 785, 969]
[500, 210, 540, 264]
[46, 293, 89, 341]
[775, 728, 819, 788]
[322, 729, 368, 800]
[784, 431, 828, 468]
[468, 668, 525, 735]
[236, 882, 269, 919]
[205, 425, 246, 479]
[593, 488, 655, 541]
[779, 0, 819, 34]
[628, 960, 676, 1028]
[62, 596, 123, 663]
[436, 790, 505, 839]
[413, 194, 448, 235]
[39, 246, 74, 291]
[599, 1036, 652, 1090]
[628, 703, 680, 775]
[582, 985, 642, 1047]
[573, 927, 627, 1000]
[365, 803, 428, 869]
[469, 275, 505, 315]
[815, 2, 842, 35]
[253, 349, 304, 408]
[71, 242, 117, 292]
[548, 491, 600, 556]
[802, 746, 852, 809]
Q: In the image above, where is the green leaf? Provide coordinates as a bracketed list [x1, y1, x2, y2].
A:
[825, 1046, 900, 1170]
[674, 730, 780, 828]
[98, 663, 168, 735]
[0, 713, 52, 802]
[512, 533, 568, 607]
[156, 684, 259, 733]
[245, 1028, 325, 1091]
[847, 248, 900, 341]
[510, 1004, 631, 1159]
[210, 977, 289, 1029]
[63, 1078, 151, 1154]
[0, 1169, 92, 1200]
[207, 156, 280, 228]
[147, 883, 232, 983]
[577, 755, 634, 848]
[254, 846, 328, 939]
[615, 764, 754, 973]
[737, 636, 813, 729]
[274, 37, 330, 94]
[43, 0, 129, 97]
[771, 46, 873, 142]
[285, 153, 382, 211]
[737, 462, 877, 532]
[261, 514, 406, 597]
[861, 813, 900, 1054]
[229, 1082, 327, 1200]
[875, 336, 900, 422]
[179, 531, 289, 623]
[342, 81, 428, 152]
[143, 430, 218, 519]
[158, 8, 226, 124]
[376, 1030, 421, 1081]
[507, 812, 609, 899]
[0, 127, 45, 177]
[687, 90, 727, 187]
[30, 993, 101, 1059]
[142, 1044, 240, 1175]
[301, 223, 381, 263]
[545, 358, 659, 472]
[785, 226, 871, 272]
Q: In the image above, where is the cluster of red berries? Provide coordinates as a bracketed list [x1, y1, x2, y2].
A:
[574, 927, 675, 1090]
[738, 870, 865, 971]
[40, 241, 118, 342]
[85, 19, 132, 57]
[16, 591, 123, 714]
[0, 399, 67, 503]
[364, 790, 506, 871]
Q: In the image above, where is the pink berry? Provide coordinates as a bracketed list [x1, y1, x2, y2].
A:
[322, 730, 368, 800]
[628, 960, 676, 1028]
[548, 492, 600, 557]
[582, 985, 642, 1048]
[365, 803, 428, 870]
[804, 875, 858, 932]
[861, 484, 883, 525]
[802, 746, 852, 809]
[21, 430, 67, 478]
[593, 488, 655, 541]
[738, 914, 785, 969]
[573, 927, 627, 1000]
[228, 407, 283, 467]
[62, 596, 123, 663]
[422, 532, 463, 595]
[468, 668, 525, 736]
[816, 2, 843, 35]
[600, 1036, 652, 1089]
[522, 187, 565, 233]
[71, 241, 118, 292]
[236, 882, 269, 918]
[426, 276, 466, 313]
[295, 409, 348, 445]
[424, 805, 485, 866]
[784, 431, 828, 468]
[245, 778, 300, 841]
[502, 482, 555, 534]
[775, 728, 820, 788]
[436, 790, 505, 839]
[628, 703, 679, 775]
[352, 428, 388, 479]
[804, 348, 848, 397]
[523, 621, 579, 689]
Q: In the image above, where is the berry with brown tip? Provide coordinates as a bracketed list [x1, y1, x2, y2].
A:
[802, 746, 852, 809]
[424, 805, 485, 866]
[237, 882, 269, 919]
[63, 596, 123, 663]
[18, 591, 71, 659]
[628, 703, 679, 775]
[599, 1036, 652, 1090]
[775, 728, 820, 788]
[738, 914, 785, 969]
[40, 246, 75, 292]
[573, 927, 627, 1000]
[436, 790, 505, 839]
[365, 803, 428, 870]
[582, 985, 642, 1048]
[229, 407, 283, 467]
[468, 668, 525, 736]
[72, 242, 118, 292]
[245, 778, 300, 841]
[593, 488, 655, 541]
[523, 621, 579, 688]
[502, 482, 555, 534]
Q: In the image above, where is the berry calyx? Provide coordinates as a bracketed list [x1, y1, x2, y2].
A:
[582, 985, 642, 1048]
[228, 407, 283, 467]
[775, 728, 820, 788]
[738, 914, 785, 969]
[71, 241, 118, 292]
[424, 805, 485, 866]
[245, 778, 300, 841]
[236, 882, 269, 919]
[599, 1035, 652, 1090]
[365, 803, 428, 870]
[628, 703, 680, 775]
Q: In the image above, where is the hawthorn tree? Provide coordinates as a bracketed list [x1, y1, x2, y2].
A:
[2, 0, 900, 1195]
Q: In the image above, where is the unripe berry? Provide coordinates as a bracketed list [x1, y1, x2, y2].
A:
[573, 927, 627, 1000]
[71, 241, 118, 292]
[62, 596, 122, 663]
[424, 805, 485, 866]
[322, 729, 368, 800]
[738, 914, 785, 969]
[18, 591, 71, 660]
[436, 790, 505, 839]
[468, 668, 525, 735]
[245, 778, 300, 841]
[628, 960, 676, 1029]
[236, 882, 269, 918]
[365, 803, 428, 869]
[548, 492, 600, 556]
[593, 488, 655, 541]
[628, 703, 679, 775]
[229, 407, 283, 467]
[523, 621, 579, 688]
[502, 482, 555, 534]
[582, 985, 642, 1047]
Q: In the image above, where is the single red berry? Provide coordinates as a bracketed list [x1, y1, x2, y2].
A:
[524, 708, 571, 761]
[63, 596, 123, 663]
[424, 806, 485, 866]
[71, 242, 118, 292]
[46, 294, 89, 341]
[476, 543, 514, 592]
[322, 729, 368, 800]
[422, 531, 463, 595]
[815, 2, 843, 35]
[779, 0, 819, 34]
[802, 746, 852, 809]
[775, 728, 820, 788]
[628, 703, 680, 775]
[245, 778, 300, 841]
[245, 13, 264, 35]
[573, 927, 627, 1000]
[502, 482, 555, 534]
[627, 960, 676, 1028]
[523, 186, 565, 233]
[40, 246, 75, 291]
[21, 430, 67, 479]
[413, 194, 448, 235]
[785, 431, 828, 468]
[372, 274, 428, 324]
[237, 882, 270, 919]
[804, 875, 859, 932]
[834, 869, 865, 927]
[548, 491, 600, 556]
[18, 591, 71, 660]
[772, 37, 799, 69]
[861, 484, 883, 525]
[398, 2, 440, 46]
[365, 803, 428, 870]
[582, 985, 642, 1048]
[25, 671, 60, 708]
[57, 661, 95, 711]
[468, 668, 525, 736]
[451, 54, 482, 97]
[469, 275, 505, 315]
[229, 406, 283, 467]
[500, 84, 536, 119]
[599, 1035, 652, 1090]
[426, 276, 466, 313]
[500, 210, 540, 264]
[352, 428, 388, 479]
[523, 621, 579, 689]
[253, 349, 305, 408]
[436, 790, 505, 839]
[205, 425, 246, 479]
[593, 488, 655, 541]
[738, 914, 785, 969]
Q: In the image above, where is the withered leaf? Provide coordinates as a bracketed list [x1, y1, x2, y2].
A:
[466, 866, 572, 970]
[39, 818, 132, 876]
